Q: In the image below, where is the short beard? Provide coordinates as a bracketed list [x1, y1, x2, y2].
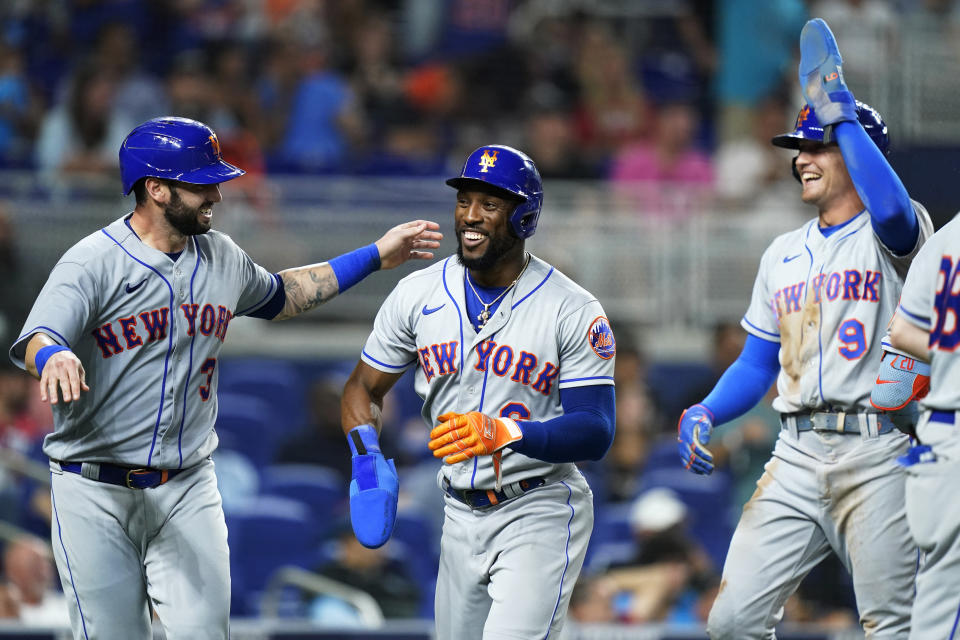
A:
[163, 188, 209, 236]
[456, 229, 520, 271]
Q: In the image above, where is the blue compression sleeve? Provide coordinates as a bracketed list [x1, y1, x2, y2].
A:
[510, 385, 615, 462]
[701, 334, 780, 426]
[834, 120, 917, 254]
[329, 244, 381, 293]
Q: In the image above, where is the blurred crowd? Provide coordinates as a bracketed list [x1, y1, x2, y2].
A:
[0, 0, 959, 632]
[1, 0, 957, 219]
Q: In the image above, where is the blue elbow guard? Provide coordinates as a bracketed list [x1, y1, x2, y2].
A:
[347, 424, 398, 549]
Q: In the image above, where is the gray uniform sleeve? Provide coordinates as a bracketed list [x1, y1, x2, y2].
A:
[361, 284, 418, 372]
[556, 300, 616, 390]
[898, 216, 950, 331]
[9, 260, 99, 366]
[229, 240, 282, 317]
[741, 245, 780, 342]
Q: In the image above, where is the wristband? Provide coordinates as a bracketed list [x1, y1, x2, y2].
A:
[329, 244, 381, 293]
[35, 345, 70, 377]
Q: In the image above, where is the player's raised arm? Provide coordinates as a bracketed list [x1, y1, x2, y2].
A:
[23, 333, 89, 404]
[272, 220, 441, 321]
[798, 19, 918, 254]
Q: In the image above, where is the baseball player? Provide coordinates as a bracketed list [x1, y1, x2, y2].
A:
[340, 145, 616, 640]
[676, 20, 933, 639]
[8, 116, 441, 640]
[870, 212, 960, 640]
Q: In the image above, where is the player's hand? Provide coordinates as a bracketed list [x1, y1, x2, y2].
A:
[375, 220, 443, 270]
[428, 411, 523, 464]
[347, 424, 399, 549]
[39, 351, 89, 404]
[870, 350, 930, 412]
[677, 404, 715, 475]
[798, 18, 857, 127]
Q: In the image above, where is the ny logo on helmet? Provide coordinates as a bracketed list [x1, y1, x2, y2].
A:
[209, 135, 221, 158]
[796, 105, 811, 127]
[478, 149, 498, 173]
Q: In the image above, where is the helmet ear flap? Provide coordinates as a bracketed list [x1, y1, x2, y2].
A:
[791, 156, 801, 183]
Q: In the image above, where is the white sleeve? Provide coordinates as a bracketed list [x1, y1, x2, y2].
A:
[897, 231, 941, 331]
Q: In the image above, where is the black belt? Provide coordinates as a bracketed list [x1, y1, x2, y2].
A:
[442, 476, 546, 509]
[56, 460, 182, 489]
[781, 411, 896, 435]
[929, 410, 956, 424]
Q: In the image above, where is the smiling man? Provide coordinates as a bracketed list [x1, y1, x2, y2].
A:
[8, 116, 442, 640]
[341, 145, 616, 640]
[676, 19, 934, 639]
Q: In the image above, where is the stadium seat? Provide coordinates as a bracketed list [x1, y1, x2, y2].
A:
[214, 392, 276, 466]
[217, 358, 307, 437]
[260, 464, 347, 534]
[224, 495, 320, 616]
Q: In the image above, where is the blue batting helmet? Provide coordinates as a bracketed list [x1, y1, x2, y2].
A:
[771, 101, 890, 155]
[446, 145, 543, 239]
[119, 117, 245, 195]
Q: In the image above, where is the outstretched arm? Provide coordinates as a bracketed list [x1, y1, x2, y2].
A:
[273, 220, 442, 321]
[24, 333, 89, 404]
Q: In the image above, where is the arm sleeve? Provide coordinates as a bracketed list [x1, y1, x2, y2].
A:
[834, 120, 917, 255]
[700, 334, 780, 426]
[510, 384, 615, 463]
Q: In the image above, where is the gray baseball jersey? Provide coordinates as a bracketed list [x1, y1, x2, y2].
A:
[361, 253, 613, 639]
[709, 204, 932, 639]
[891, 212, 960, 640]
[9, 213, 279, 639]
[10, 214, 279, 467]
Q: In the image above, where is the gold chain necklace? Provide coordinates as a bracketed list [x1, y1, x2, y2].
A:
[465, 253, 531, 329]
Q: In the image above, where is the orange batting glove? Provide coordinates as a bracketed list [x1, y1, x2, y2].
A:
[428, 411, 523, 464]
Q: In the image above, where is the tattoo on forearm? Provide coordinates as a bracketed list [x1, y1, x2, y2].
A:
[277, 266, 339, 319]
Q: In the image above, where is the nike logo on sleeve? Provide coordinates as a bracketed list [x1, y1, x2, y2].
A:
[125, 278, 148, 294]
[783, 254, 803, 263]
[422, 304, 446, 315]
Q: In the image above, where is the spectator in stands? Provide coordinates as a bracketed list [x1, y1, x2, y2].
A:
[715, 89, 806, 220]
[604, 488, 717, 624]
[309, 519, 421, 621]
[0, 41, 43, 168]
[715, 0, 807, 144]
[90, 22, 168, 126]
[567, 574, 618, 624]
[275, 378, 355, 481]
[34, 63, 134, 188]
[522, 86, 602, 179]
[267, 27, 363, 172]
[609, 98, 714, 220]
[2, 536, 69, 627]
[573, 22, 651, 168]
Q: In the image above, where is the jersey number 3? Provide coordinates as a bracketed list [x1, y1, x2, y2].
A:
[199, 358, 216, 401]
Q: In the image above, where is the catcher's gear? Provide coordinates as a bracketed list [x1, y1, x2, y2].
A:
[429, 411, 523, 490]
[347, 424, 398, 549]
[119, 116, 245, 195]
[446, 145, 543, 239]
[798, 18, 857, 128]
[677, 404, 715, 476]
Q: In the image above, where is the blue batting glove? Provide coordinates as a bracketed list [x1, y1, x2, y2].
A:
[677, 404, 715, 475]
[798, 18, 857, 126]
[347, 424, 398, 549]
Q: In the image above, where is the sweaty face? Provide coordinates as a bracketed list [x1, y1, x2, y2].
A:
[455, 189, 521, 271]
[163, 182, 218, 236]
[794, 141, 855, 209]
